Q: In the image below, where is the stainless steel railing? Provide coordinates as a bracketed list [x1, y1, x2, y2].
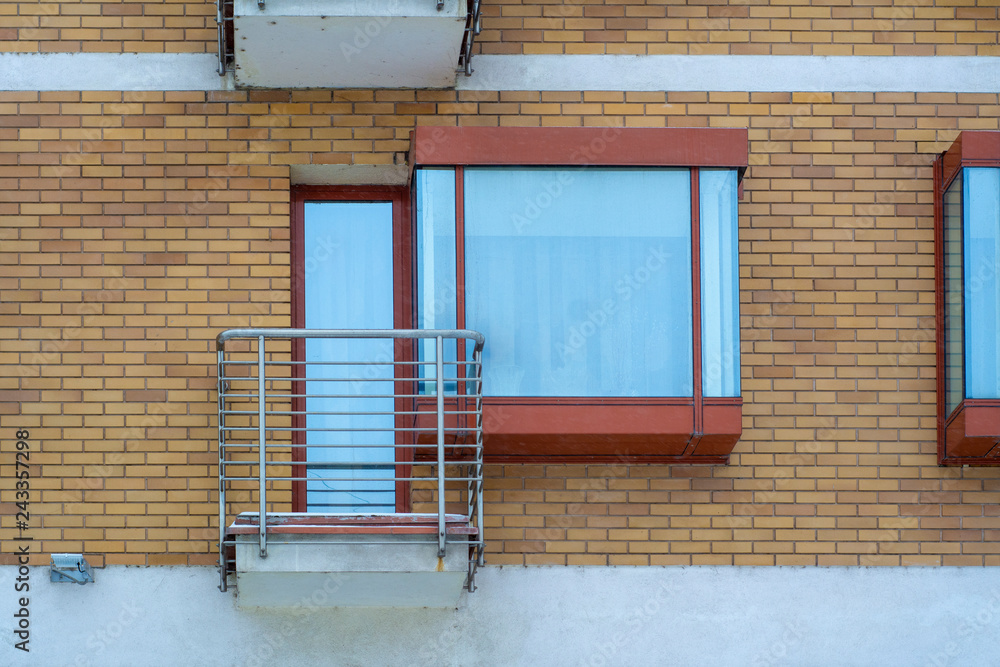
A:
[216, 328, 485, 592]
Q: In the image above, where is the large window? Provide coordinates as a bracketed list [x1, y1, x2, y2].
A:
[411, 127, 747, 462]
[935, 131, 1000, 465]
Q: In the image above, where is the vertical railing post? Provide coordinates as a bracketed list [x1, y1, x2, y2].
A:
[217, 347, 227, 591]
[215, 0, 224, 75]
[474, 343, 485, 567]
[436, 335, 446, 557]
[258, 335, 267, 558]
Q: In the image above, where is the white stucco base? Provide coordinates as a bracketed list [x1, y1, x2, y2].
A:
[2, 565, 998, 666]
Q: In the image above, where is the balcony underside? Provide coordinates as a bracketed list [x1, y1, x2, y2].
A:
[231, 0, 467, 88]
[228, 513, 476, 608]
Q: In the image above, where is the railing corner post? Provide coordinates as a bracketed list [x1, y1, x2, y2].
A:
[258, 334, 267, 559]
[436, 334, 446, 558]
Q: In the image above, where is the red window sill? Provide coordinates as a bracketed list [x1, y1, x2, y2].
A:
[940, 400, 1000, 465]
[414, 397, 742, 464]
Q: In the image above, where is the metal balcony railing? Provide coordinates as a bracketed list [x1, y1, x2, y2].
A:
[216, 328, 485, 593]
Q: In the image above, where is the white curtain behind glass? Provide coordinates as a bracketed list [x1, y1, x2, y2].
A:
[699, 169, 741, 398]
[943, 174, 965, 415]
[415, 169, 457, 392]
[303, 202, 395, 512]
[463, 168, 693, 397]
[965, 168, 1000, 399]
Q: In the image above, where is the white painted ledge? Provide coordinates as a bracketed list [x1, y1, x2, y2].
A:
[0, 53, 998, 93]
[0, 53, 228, 91]
[460, 55, 1000, 93]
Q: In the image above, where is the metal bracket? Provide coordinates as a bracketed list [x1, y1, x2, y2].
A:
[458, 0, 482, 76]
[50, 554, 94, 585]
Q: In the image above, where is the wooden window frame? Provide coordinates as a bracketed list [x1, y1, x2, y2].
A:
[411, 126, 748, 464]
[934, 131, 1000, 465]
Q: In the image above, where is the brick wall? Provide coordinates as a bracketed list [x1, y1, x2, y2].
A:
[2, 89, 1000, 567]
[2, 0, 997, 56]
[477, 0, 1000, 56]
[0, 0, 215, 53]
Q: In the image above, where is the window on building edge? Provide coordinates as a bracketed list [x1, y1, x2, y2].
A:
[410, 127, 748, 463]
[936, 131, 1000, 465]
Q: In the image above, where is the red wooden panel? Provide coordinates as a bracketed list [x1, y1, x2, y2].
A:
[939, 131, 1000, 190]
[944, 401, 1000, 460]
[412, 127, 749, 170]
[474, 399, 742, 461]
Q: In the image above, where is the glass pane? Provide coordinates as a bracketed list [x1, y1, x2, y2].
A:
[943, 172, 964, 416]
[415, 168, 458, 393]
[965, 167, 1000, 399]
[464, 167, 693, 397]
[699, 169, 741, 398]
[303, 202, 395, 512]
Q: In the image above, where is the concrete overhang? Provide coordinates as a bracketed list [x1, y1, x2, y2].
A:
[231, 0, 467, 88]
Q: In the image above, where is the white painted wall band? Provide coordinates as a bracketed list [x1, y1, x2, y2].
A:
[461, 55, 1000, 94]
[0, 53, 998, 93]
[2, 565, 1000, 666]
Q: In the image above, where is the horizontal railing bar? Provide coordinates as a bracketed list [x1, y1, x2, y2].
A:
[222, 476, 483, 482]
[220, 409, 482, 418]
[221, 466, 485, 472]
[221, 433, 483, 439]
[221, 442, 482, 450]
[223, 538, 483, 547]
[222, 378, 483, 384]
[222, 360, 481, 368]
[219, 477, 483, 484]
[221, 455, 482, 463]
[220, 392, 481, 400]
[222, 375, 475, 386]
[223, 454, 479, 461]
[222, 393, 481, 402]
[222, 456, 482, 464]
[218, 328, 485, 346]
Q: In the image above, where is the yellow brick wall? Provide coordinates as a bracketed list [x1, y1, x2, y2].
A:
[1, 0, 997, 56]
[477, 0, 1000, 56]
[0, 0, 216, 53]
[1, 89, 999, 567]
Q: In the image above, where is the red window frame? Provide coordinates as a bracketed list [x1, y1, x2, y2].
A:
[410, 126, 748, 464]
[289, 185, 414, 511]
[934, 131, 1000, 465]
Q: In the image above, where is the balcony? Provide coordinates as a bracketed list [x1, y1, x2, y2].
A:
[216, 328, 485, 608]
[216, 0, 482, 88]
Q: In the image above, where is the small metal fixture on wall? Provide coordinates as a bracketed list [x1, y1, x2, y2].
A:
[50, 554, 94, 585]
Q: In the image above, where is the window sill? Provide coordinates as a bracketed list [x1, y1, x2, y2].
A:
[414, 397, 742, 464]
